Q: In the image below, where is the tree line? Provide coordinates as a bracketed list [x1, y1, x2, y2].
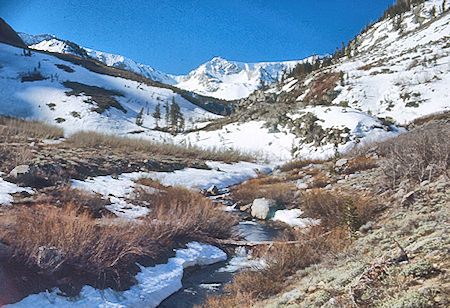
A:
[136, 97, 185, 135]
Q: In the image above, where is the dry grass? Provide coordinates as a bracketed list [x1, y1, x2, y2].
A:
[230, 177, 296, 206]
[66, 131, 254, 163]
[344, 155, 378, 174]
[0, 115, 64, 142]
[0, 144, 34, 170]
[0, 182, 238, 291]
[0, 204, 147, 278]
[377, 121, 449, 188]
[310, 172, 330, 188]
[135, 181, 239, 242]
[300, 188, 378, 230]
[278, 158, 327, 172]
[28, 186, 110, 217]
[412, 111, 449, 126]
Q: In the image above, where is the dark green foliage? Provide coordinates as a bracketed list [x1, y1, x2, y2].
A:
[152, 103, 161, 127]
[169, 98, 184, 134]
[136, 107, 144, 126]
[55, 63, 75, 73]
[289, 55, 332, 78]
[381, 0, 426, 20]
[164, 101, 170, 124]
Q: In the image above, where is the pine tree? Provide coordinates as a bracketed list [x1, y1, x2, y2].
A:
[164, 101, 170, 125]
[136, 107, 144, 126]
[169, 98, 183, 134]
[152, 103, 161, 128]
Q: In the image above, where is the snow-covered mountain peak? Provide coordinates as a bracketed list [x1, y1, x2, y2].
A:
[17, 32, 308, 100]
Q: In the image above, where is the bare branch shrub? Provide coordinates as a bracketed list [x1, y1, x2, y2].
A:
[378, 121, 449, 188]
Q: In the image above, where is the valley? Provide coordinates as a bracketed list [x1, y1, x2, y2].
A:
[0, 0, 449, 307]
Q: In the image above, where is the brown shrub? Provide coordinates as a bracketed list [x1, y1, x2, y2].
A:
[377, 121, 449, 187]
[30, 186, 110, 217]
[0, 144, 34, 172]
[300, 188, 377, 230]
[310, 172, 330, 188]
[412, 111, 449, 126]
[344, 155, 378, 174]
[135, 182, 239, 242]
[203, 226, 341, 306]
[230, 178, 296, 207]
[0, 204, 146, 278]
[66, 131, 254, 163]
[0, 116, 64, 142]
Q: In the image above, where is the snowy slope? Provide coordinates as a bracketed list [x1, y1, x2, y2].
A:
[328, 0, 450, 124]
[0, 42, 218, 136]
[18, 33, 307, 100]
[18, 33, 178, 85]
[169, 0, 449, 160]
[285, 0, 450, 124]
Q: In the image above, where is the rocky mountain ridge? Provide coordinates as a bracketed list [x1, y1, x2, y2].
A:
[18, 32, 306, 100]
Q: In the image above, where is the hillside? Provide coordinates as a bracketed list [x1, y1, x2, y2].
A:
[172, 0, 449, 160]
[0, 41, 234, 138]
[1, 0, 448, 163]
[19, 33, 305, 100]
[0, 1, 449, 307]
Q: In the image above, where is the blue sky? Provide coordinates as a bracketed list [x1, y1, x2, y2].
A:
[2, 0, 394, 74]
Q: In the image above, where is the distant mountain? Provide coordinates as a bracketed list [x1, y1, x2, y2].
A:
[18, 32, 178, 85]
[18, 33, 306, 100]
[175, 57, 307, 100]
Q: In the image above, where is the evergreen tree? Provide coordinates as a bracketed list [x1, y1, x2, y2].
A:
[152, 103, 161, 128]
[136, 107, 144, 126]
[164, 101, 170, 125]
[169, 98, 183, 134]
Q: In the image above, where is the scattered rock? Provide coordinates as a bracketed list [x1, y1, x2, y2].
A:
[240, 203, 252, 212]
[307, 285, 317, 293]
[251, 198, 277, 220]
[206, 185, 219, 196]
[401, 191, 416, 207]
[335, 158, 348, 168]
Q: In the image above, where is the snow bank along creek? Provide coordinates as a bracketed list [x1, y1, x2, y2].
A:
[5, 161, 288, 307]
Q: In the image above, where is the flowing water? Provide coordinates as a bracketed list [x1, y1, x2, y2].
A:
[160, 212, 281, 308]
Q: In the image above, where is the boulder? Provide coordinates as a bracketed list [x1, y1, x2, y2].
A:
[401, 191, 415, 207]
[251, 198, 277, 220]
[6, 164, 67, 188]
[8, 165, 30, 179]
